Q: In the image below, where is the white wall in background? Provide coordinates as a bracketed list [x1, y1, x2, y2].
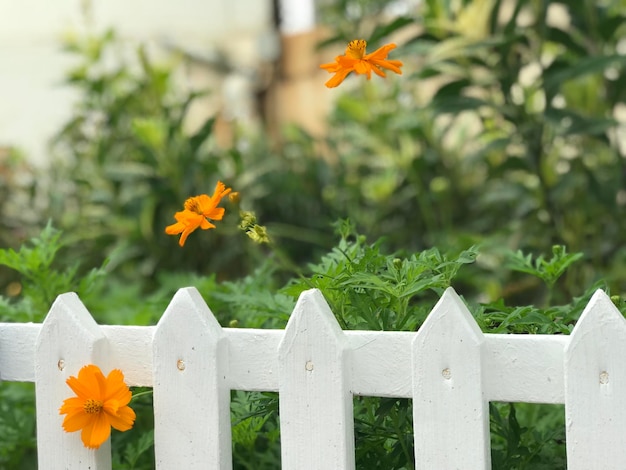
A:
[0, 0, 271, 167]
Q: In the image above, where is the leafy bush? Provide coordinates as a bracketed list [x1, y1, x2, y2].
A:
[45, 30, 267, 282]
[0, 223, 617, 469]
[315, 0, 626, 305]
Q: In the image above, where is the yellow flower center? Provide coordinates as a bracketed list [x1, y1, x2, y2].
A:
[184, 197, 202, 214]
[346, 39, 367, 59]
[83, 399, 104, 414]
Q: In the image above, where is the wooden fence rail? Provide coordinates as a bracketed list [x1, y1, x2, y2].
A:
[0, 287, 624, 469]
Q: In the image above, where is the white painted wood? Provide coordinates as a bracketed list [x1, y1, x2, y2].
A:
[2, 287, 626, 468]
[99, 326, 154, 387]
[278, 289, 355, 469]
[226, 328, 283, 391]
[483, 334, 568, 403]
[0, 324, 570, 401]
[412, 287, 490, 469]
[34, 292, 112, 469]
[0, 322, 39, 382]
[565, 289, 626, 469]
[152, 287, 232, 469]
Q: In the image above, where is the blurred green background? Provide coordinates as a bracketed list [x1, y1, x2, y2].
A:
[1, 0, 626, 468]
[3, 0, 626, 304]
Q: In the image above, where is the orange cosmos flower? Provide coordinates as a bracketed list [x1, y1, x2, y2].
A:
[320, 39, 403, 88]
[165, 181, 233, 247]
[59, 364, 136, 449]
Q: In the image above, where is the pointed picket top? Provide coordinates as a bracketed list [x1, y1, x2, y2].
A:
[412, 287, 490, 469]
[153, 287, 231, 469]
[35, 292, 111, 469]
[567, 289, 625, 342]
[416, 286, 484, 344]
[565, 289, 626, 469]
[155, 286, 224, 337]
[278, 288, 355, 469]
[279, 288, 346, 356]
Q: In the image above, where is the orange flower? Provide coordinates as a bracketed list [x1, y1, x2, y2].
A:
[59, 364, 136, 449]
[165, 181, 232, 247]
[320, 39, 403, 88]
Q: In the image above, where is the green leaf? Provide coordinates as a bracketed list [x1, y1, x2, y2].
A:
[431, 96, 490, 113]
[369, 16, 415, 46]
[506, 246, 583, 288]
[543, 54, 626, 96]
[131, 118, 167, 149]
[545, 27, 587, 57]
[433, 78, 471, 99]
[189, 117, 215, 153]
[544, 108, 617, 137]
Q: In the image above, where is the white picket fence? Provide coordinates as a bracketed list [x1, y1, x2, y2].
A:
[0, 286, 625, 469]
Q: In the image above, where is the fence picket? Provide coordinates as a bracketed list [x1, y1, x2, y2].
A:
[2, 286, 626, 468]
[278, 289, 354, 469]
[565, 289, 626, 469]
[412, 287, 490, 469]
[35, 292, 112, 469]
[153, 287, 232, 469]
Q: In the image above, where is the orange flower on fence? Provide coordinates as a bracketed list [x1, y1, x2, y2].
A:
[165, 181, 233, 247]
[320, 39, 403, 88]
[59, 364, 136, 449]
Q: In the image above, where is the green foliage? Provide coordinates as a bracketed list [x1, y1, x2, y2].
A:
[490, 402, 566, 469]
[231, 391, 281, 469]
[507, 245, 584, 289]
[45, 30, 261, 281]
[476, 280, 606, 335]
[0, 148, 36, 277]
[0, 223, 107, 322]
[110, 388, 155, 470]
[314, 0, 626, 306]
[1, 222, 624, 469]
[283, 220, 478, 330]
[0, 384, 37, 469]
[354, 397, 414, 469]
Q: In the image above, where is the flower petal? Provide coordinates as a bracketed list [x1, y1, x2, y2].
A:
[60, 396, 85, 415]
[206, 206, 226, 221]
[364, 43, 397, 60]
[106, 405, 136, 432]
[103, 399, 120, 417]
[62, 409, 93, 433]
[212, 181, 232, 200]
[324, 68, 353, 88]
[178, 225, 197, 247]
[370, 59, 403, 75]
[80, 412, 111, 449]
[320, 60, 342, 72]
[103, 369, 132, 406]
[371, 66, 386, 78]
[193, 194, 216, 215]
[165, 221, 185, 235]
[353, 60, 371, 75]
[66, 365, 103, 400]
[93, 368, 108, 400]
[199, 219, 216, 230]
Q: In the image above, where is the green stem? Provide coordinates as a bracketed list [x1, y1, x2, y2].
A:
[131, 389, 154, 402]
[391, 403, 415, 470]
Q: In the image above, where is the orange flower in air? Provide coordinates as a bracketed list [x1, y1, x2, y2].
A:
[59, 364, 136, 449]
[320, 39, 403, 88]
[165, 181, 232, 247]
